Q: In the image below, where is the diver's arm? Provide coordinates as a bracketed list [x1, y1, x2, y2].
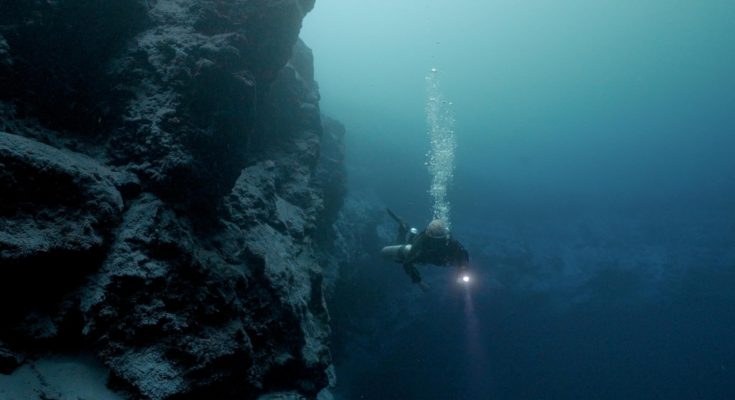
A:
[452, 242, 471, 283]
[460, 246, 469, 267]
[452, 240, 470, 268]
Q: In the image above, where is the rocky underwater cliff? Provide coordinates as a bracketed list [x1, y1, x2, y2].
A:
[0, 1, 346, 399]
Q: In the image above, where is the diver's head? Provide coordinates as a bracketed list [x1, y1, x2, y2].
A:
[426, 219, 449, 239]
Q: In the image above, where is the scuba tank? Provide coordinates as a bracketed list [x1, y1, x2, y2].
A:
[384, 208, 419, 263]
[381, 244, 412, 263]
[382, 226, 419, 263]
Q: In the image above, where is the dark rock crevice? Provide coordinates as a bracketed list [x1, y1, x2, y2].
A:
[0, 0, 149, 136]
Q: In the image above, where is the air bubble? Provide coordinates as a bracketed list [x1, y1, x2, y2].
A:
[424, 70, 456, 230]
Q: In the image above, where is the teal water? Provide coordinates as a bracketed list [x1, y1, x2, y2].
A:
[302, 1, 735, 399]
[303, 0, 735, 207]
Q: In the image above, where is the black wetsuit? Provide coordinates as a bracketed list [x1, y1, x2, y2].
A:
[402, 232, 469, 284]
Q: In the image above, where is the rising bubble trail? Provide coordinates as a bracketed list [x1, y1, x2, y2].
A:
[425, 68, 457, 229]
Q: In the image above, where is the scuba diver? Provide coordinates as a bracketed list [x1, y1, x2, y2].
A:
[381, 209, 470, 291]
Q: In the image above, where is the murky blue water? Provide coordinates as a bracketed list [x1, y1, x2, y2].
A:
[303, 1, 735, 398]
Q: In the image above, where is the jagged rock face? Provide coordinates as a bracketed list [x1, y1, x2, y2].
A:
[0, 1, 341, 399]
[105, 0, 316, 210]
[0, 132, 125, 320]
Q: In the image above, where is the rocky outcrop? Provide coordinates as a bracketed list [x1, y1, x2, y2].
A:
[0, 1, 342, 399]
[0, 132, 125, 321]
[0, 132, 123, 261]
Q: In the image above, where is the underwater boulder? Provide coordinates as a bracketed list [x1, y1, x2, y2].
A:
[0, 132, 123, 261]
[0, 132, 123, 311]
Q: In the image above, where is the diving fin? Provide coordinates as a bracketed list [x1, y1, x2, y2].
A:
[386, 208, 402, 224]
[387, 208, 410, 243]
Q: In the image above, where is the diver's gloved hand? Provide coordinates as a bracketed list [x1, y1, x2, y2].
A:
[418, 281, 431, 292]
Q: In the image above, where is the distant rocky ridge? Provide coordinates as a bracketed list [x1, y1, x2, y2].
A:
[0, 1, 345, 399]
